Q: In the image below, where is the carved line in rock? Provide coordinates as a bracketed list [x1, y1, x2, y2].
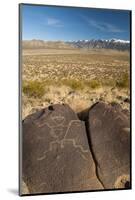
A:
[35, 119, 81, 139]
[22, 103, 130, 193]
[35, 115, 66, 128]
[51, 116, 66, 125]
[37, 120, 89, 161]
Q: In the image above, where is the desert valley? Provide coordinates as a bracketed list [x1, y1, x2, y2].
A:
[22, 39, 130, 119]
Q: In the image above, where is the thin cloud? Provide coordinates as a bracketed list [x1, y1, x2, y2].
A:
[46, 17, 64, 27]
[81, 15, 125, 33]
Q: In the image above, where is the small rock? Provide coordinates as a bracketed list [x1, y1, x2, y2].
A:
[124, 98, 130, 103]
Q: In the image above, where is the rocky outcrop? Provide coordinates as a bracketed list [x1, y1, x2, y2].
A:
[22, 104, 103, 194]
[21, 102, 130, 195]
[87, 102, 130, 189]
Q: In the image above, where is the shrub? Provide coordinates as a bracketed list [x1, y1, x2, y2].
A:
[23, 80, 45, 98]
[116, 73, 129, 88]
[86, 79, 101, 89]
[101, 79, 116, 87]
[61, 79, 85, 90]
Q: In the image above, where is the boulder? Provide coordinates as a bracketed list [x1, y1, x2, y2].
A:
[22, 104, 103, 194]
[87, 102, 130, 189]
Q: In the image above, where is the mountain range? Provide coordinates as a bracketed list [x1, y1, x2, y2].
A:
[23, 39, 130, 51]
[67, 39, 130, 51]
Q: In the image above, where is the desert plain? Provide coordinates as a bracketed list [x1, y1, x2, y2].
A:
[22, 45, 130, 119]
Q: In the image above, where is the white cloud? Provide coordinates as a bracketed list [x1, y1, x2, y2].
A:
[46, 17, 63, 27]
[81, 15, 125, 33]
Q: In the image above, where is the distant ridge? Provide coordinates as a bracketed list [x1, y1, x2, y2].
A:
[23, 39, 130, 51]
[67, 39, 130, 51]
[22, 39, 75, 50]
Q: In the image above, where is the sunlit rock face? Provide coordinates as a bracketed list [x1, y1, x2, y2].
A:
[87, 102, 130, 189]
[22, 104, 103, 194]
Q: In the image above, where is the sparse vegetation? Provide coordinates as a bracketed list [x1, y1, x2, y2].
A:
[23, 80, 45, 98]
[116, 73, 129, 88]
[86, 79, 101, 89]
[61, 79, 85, 90]
[22, 48, 130, 119]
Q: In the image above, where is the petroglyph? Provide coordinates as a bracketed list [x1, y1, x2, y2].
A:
[37, 120, 89, 161]
[35, 117, 82, 140]
[114, 115, 124, 121]
[51, 115, 65, 125]
[114, 113, 128, 122]
[22, 103, 130, 194]
[37, 139, 89, 161]
[88, 102, 130, 189]
[34, 115, 66, 128]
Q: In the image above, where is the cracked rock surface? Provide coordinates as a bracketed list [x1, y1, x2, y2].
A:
[21, 102, 130, 195]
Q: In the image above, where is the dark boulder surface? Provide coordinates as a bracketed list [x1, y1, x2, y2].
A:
[22, 104, 103, 194]
[87, 102, 130, 189]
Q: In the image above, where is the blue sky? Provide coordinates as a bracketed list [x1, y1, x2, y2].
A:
[21, 4, 130, 41]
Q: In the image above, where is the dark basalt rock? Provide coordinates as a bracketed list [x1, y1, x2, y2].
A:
[87, 102, 130, 189]
[22, 104, 103, 194]
[110, 102, 130, 120]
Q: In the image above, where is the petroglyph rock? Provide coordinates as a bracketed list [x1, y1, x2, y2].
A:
[22, 104, 103, 194]
[87, 102, 130, 189]
[111, 102, 130, 120]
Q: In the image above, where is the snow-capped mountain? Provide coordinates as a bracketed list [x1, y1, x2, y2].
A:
[23, 39, 130, 51]
[112, 39, 130, 43]
[66, 39, 130, 51]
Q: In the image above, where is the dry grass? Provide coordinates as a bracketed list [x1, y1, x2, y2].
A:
[22, 48, 130, 118]
[116, 72, 130, 88]
[23, 80, 46, 98]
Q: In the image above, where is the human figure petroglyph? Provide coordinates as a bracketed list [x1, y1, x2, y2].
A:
[37, 138, 89, 161]
[22, 104, 107, 194]
[35, 114, 66, 128]
[34, 113, 79, 140]
[35, 115, 67, 139]
[36, 118, 89, 161]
